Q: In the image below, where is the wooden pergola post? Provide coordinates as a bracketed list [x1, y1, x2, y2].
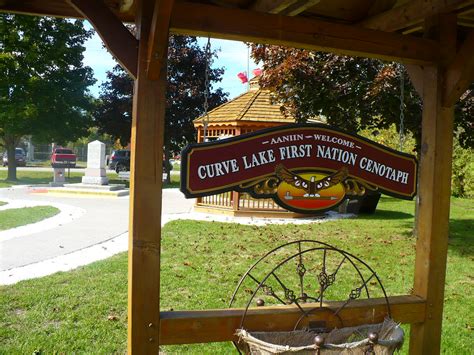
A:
[410, 65, 455, 354]
[128, 0, 172, 352]
[410, 15, 473, 354]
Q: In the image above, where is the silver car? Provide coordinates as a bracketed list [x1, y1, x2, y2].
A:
[2, 148, 27, 167]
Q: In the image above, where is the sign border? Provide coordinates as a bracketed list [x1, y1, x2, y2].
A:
[180, 123, 418, 201]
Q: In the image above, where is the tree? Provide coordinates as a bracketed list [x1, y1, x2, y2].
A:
[0, 14, 95, 180]
[94, 35, 228, 182]
[251, 45, 473, 150]
[93, 65, 133, 147]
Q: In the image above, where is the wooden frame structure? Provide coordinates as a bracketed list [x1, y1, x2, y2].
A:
[2, 0, 474, 353]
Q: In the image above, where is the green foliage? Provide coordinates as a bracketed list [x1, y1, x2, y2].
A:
[94, 35, 228, 183]
[0, 14, 95, 180]
[451, 139, 474, 198]
[0, 197, 473, 353]
[94, 35, 228, 150]
[359, 125, 474, 198]
[251, 46, 474, 150]
[358, 123, 416, 155]
[93, 65, 133, 146]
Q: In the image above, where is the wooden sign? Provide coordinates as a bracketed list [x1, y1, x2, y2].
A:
[181, 124, 417, 213]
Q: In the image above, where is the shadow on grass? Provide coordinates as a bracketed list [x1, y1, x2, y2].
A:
[448, 217, 474, 256]
[360, 209, 414, 220]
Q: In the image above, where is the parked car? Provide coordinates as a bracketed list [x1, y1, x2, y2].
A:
[109, 149, 130, 173]
[51, 147, 77, 168]
[2, 148, 27, 167]
[109, 149, 173, 174]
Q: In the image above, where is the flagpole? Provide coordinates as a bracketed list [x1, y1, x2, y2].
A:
[247, 44, 250, 91]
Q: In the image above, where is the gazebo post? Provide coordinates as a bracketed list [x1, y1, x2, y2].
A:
[409, 15, 457, 354]
[410, 66, 454, 355]
[128, 0, 172, 352]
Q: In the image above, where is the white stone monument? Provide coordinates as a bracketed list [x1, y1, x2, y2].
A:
[81, 140, 109, 185]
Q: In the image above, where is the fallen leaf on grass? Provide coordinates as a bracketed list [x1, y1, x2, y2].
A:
[107, 315, 119, 321]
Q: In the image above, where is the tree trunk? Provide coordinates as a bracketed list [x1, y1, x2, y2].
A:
[5, 138, 18, 181]
[164, 142, 171, 184]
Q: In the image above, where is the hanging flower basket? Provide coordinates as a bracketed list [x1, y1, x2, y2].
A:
[236, 318, 404, 355]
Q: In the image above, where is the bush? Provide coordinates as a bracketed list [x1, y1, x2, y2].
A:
[452, 139, 474, 198]
[359, 125, 473, 198]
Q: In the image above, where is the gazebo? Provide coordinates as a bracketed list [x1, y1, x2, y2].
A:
[2, 0, 473, 353]
[194, 77, 299, 141]
[193, 77, 327, 217]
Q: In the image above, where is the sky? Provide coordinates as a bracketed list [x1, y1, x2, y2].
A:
[82, 21, 259, 100]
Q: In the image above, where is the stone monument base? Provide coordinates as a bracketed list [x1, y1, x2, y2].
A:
[81, 176, 109, 185]
[49, 182, 65, 187]
[48, 183, 129, 197]
[51, 167, 66, 187]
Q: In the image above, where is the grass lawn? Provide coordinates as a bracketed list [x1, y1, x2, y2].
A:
[0, 206, 59, 231]
[27, 160, 87, 169]
[0, 170, 179, 189]
[0, 201, 6, 206]
[0, 197, 472, 353]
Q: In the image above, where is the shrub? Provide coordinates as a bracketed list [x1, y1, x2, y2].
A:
[452, 139, 474, 198]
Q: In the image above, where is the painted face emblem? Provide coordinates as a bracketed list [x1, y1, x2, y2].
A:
[275, 165, 348, 212]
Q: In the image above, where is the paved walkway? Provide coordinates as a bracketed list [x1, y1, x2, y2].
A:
[0, 186, 350, 285]
[0, 186, 129, 270]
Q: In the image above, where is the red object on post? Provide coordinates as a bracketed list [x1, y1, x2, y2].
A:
[252, 68, 262, 77]
[237, 72, 248, 83]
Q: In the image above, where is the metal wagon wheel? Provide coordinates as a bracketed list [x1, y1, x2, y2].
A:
[229, 240, 391, 336]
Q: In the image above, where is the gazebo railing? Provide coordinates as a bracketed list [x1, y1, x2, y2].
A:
[197, 192, 286, 212]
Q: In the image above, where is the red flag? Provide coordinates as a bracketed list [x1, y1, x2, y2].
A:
[252, 68, 262, 77]
[237, 72, 248, 83]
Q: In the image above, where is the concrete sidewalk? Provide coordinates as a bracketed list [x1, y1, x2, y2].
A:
[0, 186, 195, 284]
[0, 186, 130, 271]
[0, 186, 349, 285]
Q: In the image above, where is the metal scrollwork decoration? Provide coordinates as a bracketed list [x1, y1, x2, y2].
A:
[239, 176, 279, 196]
[229, 240, 391, 333]
[344, 178, 378, 196]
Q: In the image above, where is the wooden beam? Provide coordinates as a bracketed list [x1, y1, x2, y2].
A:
[0, 0, 81, 19]
[160, 295, 426, 345]
[68, 0, 138, 79]
[281, 0, 321, 16]
[458, 17, 474, 26]
[0, 0, 137, 21]
[444, 29, 474, 105]
[147, 0, 175, 80]
[170, 2, 439, 65]
[360, 0, 473, 32]
[128, 0, 170, 352]
[251, 0, 298, 14]
[406, 64, 424, 97]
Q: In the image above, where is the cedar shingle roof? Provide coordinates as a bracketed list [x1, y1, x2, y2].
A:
[194, 78, 295, 126]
